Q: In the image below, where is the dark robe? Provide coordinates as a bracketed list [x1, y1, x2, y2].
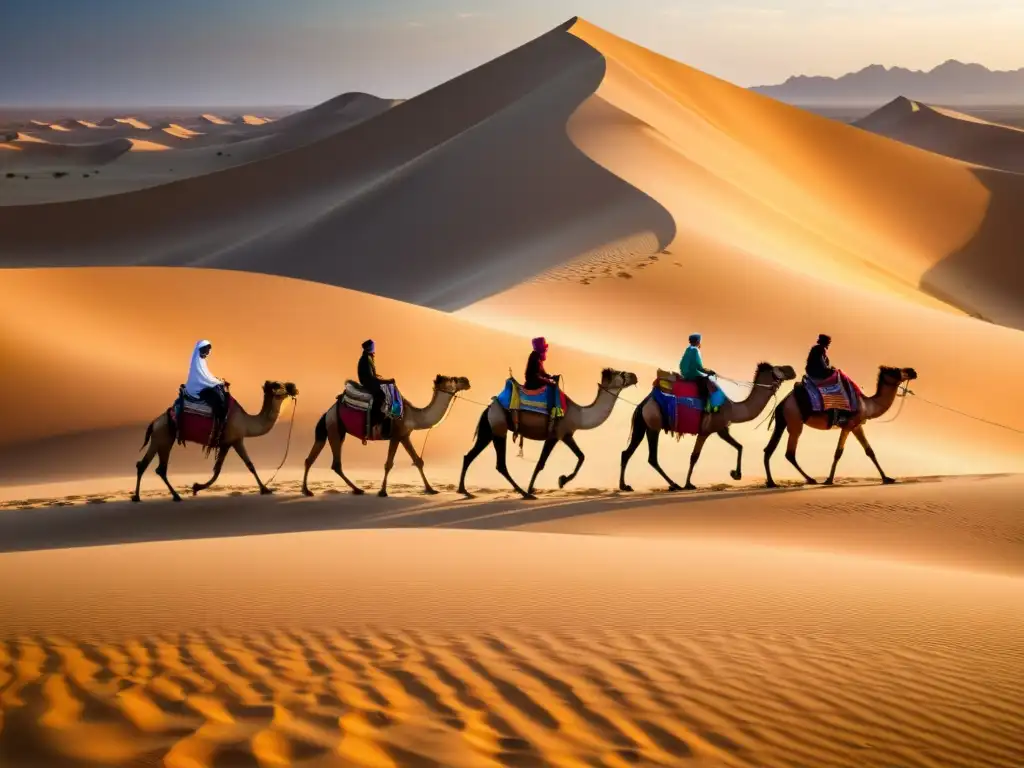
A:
[805, 344, 834, 380]
[358, 352, 388, 420]
[525, 350, 555, 390]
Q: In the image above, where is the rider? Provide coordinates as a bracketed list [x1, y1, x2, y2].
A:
[680, 333, 716, 409]
[525, 336, 559, 416]
[806, 334, 835, 381]
[358, 339, 394, 423]
[185, 339, 229, 424]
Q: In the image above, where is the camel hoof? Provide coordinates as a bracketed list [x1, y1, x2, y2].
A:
[684, 483, 697, 491]
[730, 470, 742, 481]
[522, 493, 537, 501]
[352, 488, 365, 496]
[619, 484, 634, 493]
[824, 479, 835, 486]
[805, 479, 819, 485]
[424, 488, 439, 496]
[171, 494, 182, 503]
[557, 475, 569, 489]
[882, 477, 897, 485]
[302, 488, 314, 497]
[131, 494, 141, 503]
[668, 484, 683, 492]
[766, 481, 778, 489]
[460, 491, 475, 499]
[378, 490, 388, 498]
[191, 483, 202, 496]
[260, 487, 274, 496]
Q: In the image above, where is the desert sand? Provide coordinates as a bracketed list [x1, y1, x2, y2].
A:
[855, 96, 1024, 173]
[2, 15, 1023, 768]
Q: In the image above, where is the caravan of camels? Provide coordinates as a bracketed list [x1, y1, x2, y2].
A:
[133, 334, 917, 502]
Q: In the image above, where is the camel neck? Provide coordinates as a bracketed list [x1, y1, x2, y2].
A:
[571, 385, 622, 431]
[863, 378, 901, 420]
[726, 374, 778, 423]
[405, 389, 455, 429]
[237, 391, 284, 438]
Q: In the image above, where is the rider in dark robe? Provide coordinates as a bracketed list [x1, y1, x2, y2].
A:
[358, 339, 393, 424]
[525, 337, 559, 415]
[805, 334, 835, 381]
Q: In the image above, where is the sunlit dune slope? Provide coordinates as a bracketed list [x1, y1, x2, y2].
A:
[1, 268, 1021, 493]
[855, 96, 1024, 173]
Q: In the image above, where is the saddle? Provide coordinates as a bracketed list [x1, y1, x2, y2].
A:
[172, 385, 227, 456]
[655, 369, 725, 414]
[496, 376, 565, 441]
[798, 370, 860, 429]
[336, 380, 401, 445]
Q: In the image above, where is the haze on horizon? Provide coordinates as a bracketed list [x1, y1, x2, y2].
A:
[4, 0, 1023, 107]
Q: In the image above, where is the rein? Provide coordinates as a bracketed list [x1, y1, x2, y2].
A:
[265, 396, 298, 487]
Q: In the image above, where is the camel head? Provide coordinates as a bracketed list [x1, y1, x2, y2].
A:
[433, 375, 472, 395]
[600, 368, 639, 391]
[263, 380, 299, 399]
[878, 366, 917, 386]
[755, 362, 797, 388]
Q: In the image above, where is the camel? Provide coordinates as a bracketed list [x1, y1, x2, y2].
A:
[133, 380, 299, 503]
[619, 363, 797, 492]
[458, 368, 639, 499]
[301, 374, 471, 498]
[764, 366, 918, 487]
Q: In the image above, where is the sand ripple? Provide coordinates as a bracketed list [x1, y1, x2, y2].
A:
[0, 628, 1020, 767]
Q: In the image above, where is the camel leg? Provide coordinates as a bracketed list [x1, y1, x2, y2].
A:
[329, 428, 364, 495]
[526, 438, 559, 495]
[458, 410, 492, 498]
[684, 433, 710, 490]
[234, 441, 272, 495]
[493, 434, 533, 500]
[784, 423, 818, 485]
[764, 402, 788, 488]
[399, 435, 438, 495]
[647, 428, 683, 492]
[191, 447, 228, 496]
[824, 428, 852, 485]
[378, 438, 402, 498]
[619, 406, 647, 492]
[557, 434, 585, 489]
[133, 441, 159, 503]
[153, 441, 181, 502]
[301, 415, 328, 497]
[852, 425, 896, 484]
[718, 428, 744, 481]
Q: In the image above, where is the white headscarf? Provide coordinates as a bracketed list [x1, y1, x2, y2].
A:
[185, 339, 222, 397]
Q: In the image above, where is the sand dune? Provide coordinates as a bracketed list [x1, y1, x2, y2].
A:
[114, 117, 152, 130]
[200, 113, 231, 125]
[855, 96, 1024, 172]
[1, 20, 1022, 325]
[161, 123, 204, 139]
[0, 136, 133, 170]
[0, 521, 1021, 767]
[240, 114, 271, 125]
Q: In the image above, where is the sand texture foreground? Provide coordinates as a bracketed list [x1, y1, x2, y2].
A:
[1, 476, 1023, 767]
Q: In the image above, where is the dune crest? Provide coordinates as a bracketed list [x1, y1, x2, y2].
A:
[855, 96, 1024, 172]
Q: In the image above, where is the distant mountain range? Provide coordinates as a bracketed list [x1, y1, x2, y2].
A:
[752, 61, 1024, 105]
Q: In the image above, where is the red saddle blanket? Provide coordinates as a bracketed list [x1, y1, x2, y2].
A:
[170, 396, 236, 447]
[337, 401, 392, 443]
[652, 378, 703, 435]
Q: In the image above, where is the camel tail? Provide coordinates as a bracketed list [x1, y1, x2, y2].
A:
[472, 408, 488, 443]
[625, 398, 646, 450]
[764, 401, 787, 456]
[139, 421, 154, 451]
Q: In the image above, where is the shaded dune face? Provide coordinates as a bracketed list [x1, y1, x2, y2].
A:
[0, 23, 675, 310]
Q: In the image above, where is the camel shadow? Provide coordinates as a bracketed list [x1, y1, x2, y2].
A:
[0, 483, 811, 554]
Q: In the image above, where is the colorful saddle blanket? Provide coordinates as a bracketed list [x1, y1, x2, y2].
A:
[494, 378, 566, 417]
[340, 380, 403, 419]
[169, 388, 235, 452]
[803, 370, 861, 414]
[650, 375, 727, 435]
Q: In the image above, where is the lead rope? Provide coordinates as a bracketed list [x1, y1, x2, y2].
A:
[265, 397, 297, 488]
